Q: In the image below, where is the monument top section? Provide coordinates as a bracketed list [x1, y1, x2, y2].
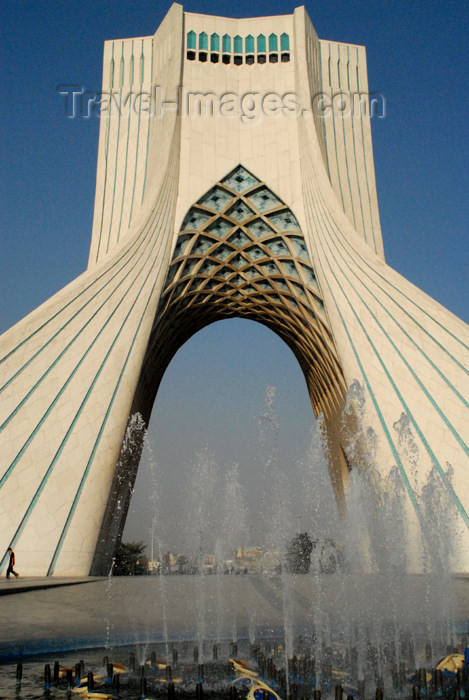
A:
[90, 2, 383, 266]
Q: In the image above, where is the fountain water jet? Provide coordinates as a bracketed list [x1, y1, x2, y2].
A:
[1, 385, 466, 699]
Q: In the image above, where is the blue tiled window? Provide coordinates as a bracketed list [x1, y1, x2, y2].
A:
[245, 35, 254, 53]
[234, 35, 242, 53]
[187, 30, 196, 49]
[199, 32, 208, 50]
[280, 33, 290, 51]
[222, 34, 231, 52]
[269, 33, 278, 52]
[257, 34, 266, 53]
[210, 33, 219, 51]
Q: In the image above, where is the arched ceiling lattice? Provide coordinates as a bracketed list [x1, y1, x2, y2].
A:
[141, 166, 347, 418]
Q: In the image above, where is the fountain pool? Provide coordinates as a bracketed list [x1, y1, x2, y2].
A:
[1, 386, 468, 699]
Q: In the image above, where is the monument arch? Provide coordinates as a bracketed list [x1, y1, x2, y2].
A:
[1, 4, 468, 575]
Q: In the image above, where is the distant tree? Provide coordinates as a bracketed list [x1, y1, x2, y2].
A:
[113, 541, 148, 575]
[176, 554, 189, 574]
[286, 532, 317, 573]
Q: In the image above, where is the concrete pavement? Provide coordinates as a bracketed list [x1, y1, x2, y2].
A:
[1, 574, 469, 661]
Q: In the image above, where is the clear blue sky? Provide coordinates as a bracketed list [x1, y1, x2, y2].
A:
[1, 0, 468, 552]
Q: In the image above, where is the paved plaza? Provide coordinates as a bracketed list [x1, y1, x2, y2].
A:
[2, 575, 469, 661]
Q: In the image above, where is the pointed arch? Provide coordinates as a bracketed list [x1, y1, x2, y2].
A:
[210, 33, 219, 52]
[199, 31, 208, 51]
[222, 34, 231, 53]
[269, 33, 278, 52]
[245, 34, 254, 53]
[187, 30, 196, 50]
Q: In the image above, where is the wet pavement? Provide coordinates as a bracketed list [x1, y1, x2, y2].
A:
[1, 574, 469, 661]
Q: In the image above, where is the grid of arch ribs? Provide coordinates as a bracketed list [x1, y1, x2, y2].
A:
[151, 167, 346, 419]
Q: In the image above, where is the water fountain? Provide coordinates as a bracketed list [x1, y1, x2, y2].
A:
[1, 383, 467, 700]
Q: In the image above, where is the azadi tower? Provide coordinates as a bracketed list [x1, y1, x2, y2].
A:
[1, 5, 468, 576]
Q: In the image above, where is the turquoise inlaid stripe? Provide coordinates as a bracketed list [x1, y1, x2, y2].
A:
[47, 163, 179, 575]
[340, 285, 469, 525]
[327, 290, 420, 513]
[116, 40, 134, 244]
[300, 161, 420, 513]
[105, 44, 125, 254]
[307, 169, 469, 527]
[0, 227, 155, 433]
[1, 115, 164, 372]
[1, 120, 174, 383]
[0, 333, 123, 573]
[141, 40, 154, 204]
[301, 137, 467, 524]
[318, 203, 469, 453]
[95, 43, 115, 262]
[320, 203, 469, 409]
[355, 47, 378, 255]
[328, 44, 346, 213]
[48, 246, 163, 575]
[358, 223, 469, 354]
[337, 45, 357, 229]
[0, 195, 159, 391]
[348, 46, 367, 243]
[318, 43, 331, 181]
[128, 40, 144, 227]
[350, 110, 367, 243]
[0, 168, 176, 489]
[310, 65, 468, 362]
[0, 267, 144, 489]
[0, 166, 178, 575]
[318, 171, 469, 366]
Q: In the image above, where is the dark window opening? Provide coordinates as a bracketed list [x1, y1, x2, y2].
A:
[210, 53, 219, 63]
[257, 54, 266, 64]
[246, 55, 255, 65]
[199, 52, 207, 62]
[269, 54, 278, 63]
[234, 55, 243, 66]
[187, 51, 196, 61]
[281, 53, 290, 63]
[222, 54, 231, 64]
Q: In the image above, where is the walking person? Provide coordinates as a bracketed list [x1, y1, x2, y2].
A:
[6, 547, 19, 578]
